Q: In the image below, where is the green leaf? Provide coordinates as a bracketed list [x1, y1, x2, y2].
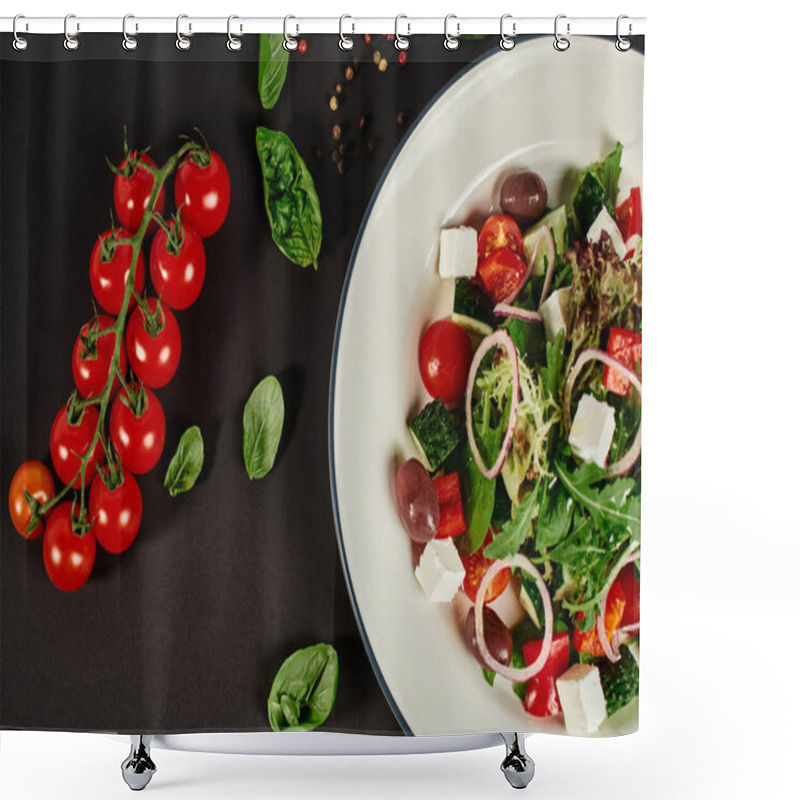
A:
[268, 644, 339, 732]
[164, 425, 204, 497]
[568, 142, 624, 235]
[258, 34, 290, 110]
[536, 480, 574, 550]
[243, 376, 285, 480]
[482, 668, 496, 687]
[541, 329, 566, 402]
[462, 446, 496, 554]
[256, 127, 322, 269]
[484, 479, 540, 560]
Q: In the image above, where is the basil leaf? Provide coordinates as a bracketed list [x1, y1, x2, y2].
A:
[164, 425, 204, 497]
[268, 644, 339, 732]
[484, 479, 540, 560]
[243, 375, 284, 480]
[462, 446, 496, 554]
[258, 34, 289, 110]
[256, 127, 322, 269]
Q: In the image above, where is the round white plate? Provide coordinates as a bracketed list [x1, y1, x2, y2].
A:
[330, 36, 643, 736]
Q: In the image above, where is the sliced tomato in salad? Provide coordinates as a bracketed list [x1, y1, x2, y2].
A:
[523, 631, 570, 717]
[461, 529, 510, 604]
[433, 473, 467, 539]
[602, 327, 642, 397]
[477, 214, 523, 262]
[618, 563, 640, 628]
[615, 186, 642, 242]
[573, 580, 626, 657]
[477, 247, 528, 306]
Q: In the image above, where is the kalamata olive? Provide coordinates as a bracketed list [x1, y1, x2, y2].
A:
[465, 606, 512, 669]
[500, 171, 548, 223]
[395, 459, 440, 544]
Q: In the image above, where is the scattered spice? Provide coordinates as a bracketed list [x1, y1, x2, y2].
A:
[378, 58, 388, 72]
[332, 124, 342, 142]
[335, 83, 343, 95]
[345, 65, 355, 81]
[365, 34, 372, 45]
[396, 110, 409, 126]
[358, 114, 371, 132]
[366, 137, 380, 153]
[298, 39, 307, 54]
[373, 50, 381, 65]
[329, 95, 339, 112]
[331, 149, 341, 165]
[399, 50, 407, 66]
[338, 142, 347, 156]
[313, 147, 323, 163]
[337, 160, 345, 175]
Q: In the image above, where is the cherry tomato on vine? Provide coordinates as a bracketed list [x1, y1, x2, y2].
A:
[89, 469, 142, 554]
[150, 220, 206, 310]
[50, 403, 105, 488]
[419, 319, 473, 405]
[477, 214, 524, 262]
[89, 229, 145, 316]
[8, 460, 55, 539]
[43, 503, 96, 592]
[174, 150, 230, 238]
[126, 298, 182, 388]
[109, 385, 166, 474]
[460, 530, 511, 605]
[71, 314, 127, 398]
[114, 151, 165, 236]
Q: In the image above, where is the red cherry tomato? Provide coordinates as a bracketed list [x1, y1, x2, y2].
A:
[43, 503, 96, 592]
[418, 319, 473, 405]
[89, 470, 142, 554]
[114, 151, 165, 236]
[8, 460, 55, 539]
[461, 530, 510, 605]
[50, 403, 105, 488]
[477, 214, 524, 262]
[109, 386, 166, 475]
[126, 298, 182, 388]
[174, 150, 230, 238]
[89, 229, 145, 316]
[150, 220, 206, 310]
[618, 563, 640, 628]
[573, 580, 627, 657]
[71, 315, 127, 398]
[477, 246, 528, 306]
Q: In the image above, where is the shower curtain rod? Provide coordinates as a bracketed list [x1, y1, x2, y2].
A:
[0, 15, 646, 37]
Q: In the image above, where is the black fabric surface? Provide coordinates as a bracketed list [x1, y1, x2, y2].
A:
[0, 32, 500, 734]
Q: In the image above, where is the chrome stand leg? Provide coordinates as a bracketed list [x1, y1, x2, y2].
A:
[121, 735, 156, 791]
[500, 733, 535, 789]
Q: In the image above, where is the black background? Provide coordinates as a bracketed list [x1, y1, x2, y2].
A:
[0, 32, 642, 735]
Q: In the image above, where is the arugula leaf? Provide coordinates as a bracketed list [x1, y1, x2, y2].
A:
[568, 142, 624, 235]
[268, 644, 338, 732]
[462, 446, 496, 554]
[258, 34, 289, 110]
[243, 375, 284, 480]
[164, 425, 204, 497]
[541, 329, 566, 402]
[484, 479, 540, 560]
[536, 479, 574, 550]
[256, 127, 322, 269]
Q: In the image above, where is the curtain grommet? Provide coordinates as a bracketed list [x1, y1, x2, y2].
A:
[283, 15, 298, 51]
[616, 15, 632, 51]
[444, 14, 460, 51]
[63, 13, 79, 51]
[553, 14, 570, 52]
[12, 15, 28, 51]
[339, 15, 355, 50]
[176, 14, 191, 51]
[227, 15, 242, 52]
[122, 14, 138, 51]
[499, 14, 516, 51]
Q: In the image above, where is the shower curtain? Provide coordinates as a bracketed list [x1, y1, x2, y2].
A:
[1, 29, 644, 739]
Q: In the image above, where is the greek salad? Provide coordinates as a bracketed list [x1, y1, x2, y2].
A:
[394, 144, 642, 734]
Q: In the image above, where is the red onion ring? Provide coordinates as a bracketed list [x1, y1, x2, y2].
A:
[493, 304, 542, 323]
[475, 554, 553, 682]
[564, 348, 642, 477]
[596, 545, 640, 662]
[465, 330, 519, 480]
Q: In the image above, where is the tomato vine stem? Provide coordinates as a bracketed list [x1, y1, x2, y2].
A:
[34, 136, 201, 532]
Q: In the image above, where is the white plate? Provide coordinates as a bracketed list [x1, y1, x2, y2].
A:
[330, 37, 643, 736]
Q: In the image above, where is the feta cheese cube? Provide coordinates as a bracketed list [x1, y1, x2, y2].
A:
[539, 287, 571, 343]
[569, 394, 617, 468]
[556, 663, 607, 735]
[438, 227, 478, 279]
[587, 207, 627, 259]
[414, 538, 466, 603]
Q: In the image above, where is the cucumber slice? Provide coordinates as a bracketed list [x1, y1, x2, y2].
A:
[524, 205, 568, 277]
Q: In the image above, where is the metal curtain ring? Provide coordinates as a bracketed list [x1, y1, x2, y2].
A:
[395, 15, 410, 50]
[176, 14, 191, 50]
[553, 14, 570, 51]
[12, 14, 28, 51]
[63, 13, 79, 51]
[122, 14, 138, 51]
[444, 14, 460, 51]
[227, 15, 242, 51]
[283, 15, 298, 51]
[616, 15, 631, 51]
[499, 14, 515, 51]
[339, 15, 355, 50]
